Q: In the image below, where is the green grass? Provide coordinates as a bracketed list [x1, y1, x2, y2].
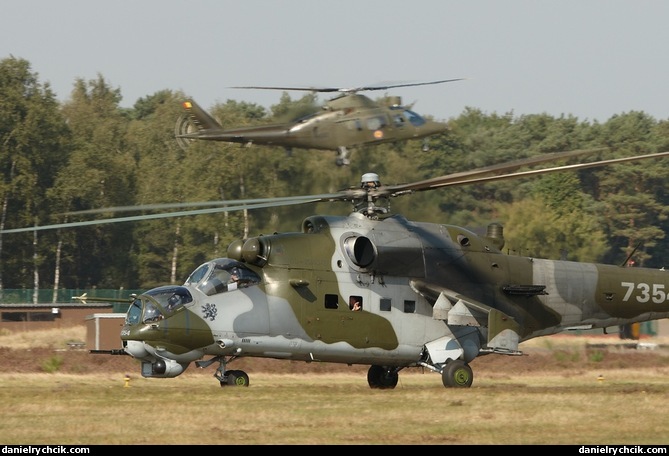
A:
[1, 370, 668, 445]
[39, 354, 64, 373]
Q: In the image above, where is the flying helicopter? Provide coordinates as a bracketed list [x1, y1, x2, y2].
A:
[4, 148, 669, 389]
[174, 79, 464, 166]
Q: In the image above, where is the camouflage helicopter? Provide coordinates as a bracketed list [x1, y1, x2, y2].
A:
[4, 148, 669, 389]
[174, 79, 464, 166]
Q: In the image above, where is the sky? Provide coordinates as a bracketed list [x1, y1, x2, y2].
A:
[2, 0, 669, 123]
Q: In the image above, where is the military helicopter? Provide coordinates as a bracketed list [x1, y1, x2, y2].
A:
[174, 79, 464, 166]
[4, 148, 669, 389]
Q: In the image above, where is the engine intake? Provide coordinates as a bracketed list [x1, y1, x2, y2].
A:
[343, 234, 425, 277]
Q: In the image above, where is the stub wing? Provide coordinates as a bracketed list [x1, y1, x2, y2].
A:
[413, 280, 522, 354]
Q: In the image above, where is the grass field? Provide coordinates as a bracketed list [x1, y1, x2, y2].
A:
[2, 367, 669, 444]
[1, 327, 669, 445]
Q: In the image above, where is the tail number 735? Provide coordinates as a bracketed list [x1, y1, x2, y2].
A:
[621, 281, 666, 303]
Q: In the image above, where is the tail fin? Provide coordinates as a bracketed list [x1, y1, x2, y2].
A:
[175, 99, 223, 150]
[180, 99, 222, 131]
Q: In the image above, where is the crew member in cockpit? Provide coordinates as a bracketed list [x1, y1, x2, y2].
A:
[166, 293, 181, 311]
[227, 268, 241, 291]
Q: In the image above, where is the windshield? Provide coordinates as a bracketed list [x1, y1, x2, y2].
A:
[126, 297, 143, 325]
[389, 106, 426, 127]
[403, 109, 426, 127]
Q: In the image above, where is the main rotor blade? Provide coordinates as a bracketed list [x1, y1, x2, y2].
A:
[62, 194, 348, 216]
[0, 195, 345, 234]
[4, 147, 667, 235]
[65, 147, 604, 217]
[230, 79, 466, 94]
[353, 78, 467, 92]
[379, 150, 669, 197]
[378, 147, 609, 195]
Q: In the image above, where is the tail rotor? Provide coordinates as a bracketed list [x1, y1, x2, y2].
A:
[175, 114, 197, 151]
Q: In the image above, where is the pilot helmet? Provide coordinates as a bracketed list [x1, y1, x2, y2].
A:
[360, 172, 380, 188]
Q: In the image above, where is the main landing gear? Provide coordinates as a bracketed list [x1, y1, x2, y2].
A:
[367, 359, 474, 389]
[335, 146, 351, 166]
[440, 359, 473, 388]
[367, 365, 400, 389]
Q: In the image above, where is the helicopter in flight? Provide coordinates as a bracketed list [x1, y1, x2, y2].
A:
[4, 148, 669, 389]
[174, 79, 464, 166]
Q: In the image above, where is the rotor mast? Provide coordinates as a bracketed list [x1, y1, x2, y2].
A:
[354, 172, 390, 219]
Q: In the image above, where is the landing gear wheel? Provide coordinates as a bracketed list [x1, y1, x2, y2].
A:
[226, 369, 250, 387]
[335, 147, 351, 166]
[219, 369, 250, 387]
[441, 360, 473, 388]
[367, 365, 399, 389]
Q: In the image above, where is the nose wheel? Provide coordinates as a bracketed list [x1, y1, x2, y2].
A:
[220, 369, 250, 387]
[206, 355, 250, 387]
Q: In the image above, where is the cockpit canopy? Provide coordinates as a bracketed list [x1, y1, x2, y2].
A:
[126, 285, 193, 325]
[124, 259, 261, 326]
[389, 106, 427, 127]
[184, 258, 261, 296]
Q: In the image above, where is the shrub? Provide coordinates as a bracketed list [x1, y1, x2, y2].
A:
[40, 355, 64, 373]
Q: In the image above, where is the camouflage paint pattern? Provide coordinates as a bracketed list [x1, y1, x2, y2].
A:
[120, 212, 669, 388]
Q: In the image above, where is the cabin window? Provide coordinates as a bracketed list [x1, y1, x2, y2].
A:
[380, 298, 392, 312]
[403, 300, 416, 313]
[366, 116, 387, 131]
[348, 119, 363, 131]
[324, 294, 339, 310]
[349, 295, 363, 311]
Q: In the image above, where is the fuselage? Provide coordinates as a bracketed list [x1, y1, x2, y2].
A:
[120, 212, 669, 378]
[182, 106, 448, 151]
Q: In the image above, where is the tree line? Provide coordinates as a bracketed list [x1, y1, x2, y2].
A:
[2, 56, 669, 294]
